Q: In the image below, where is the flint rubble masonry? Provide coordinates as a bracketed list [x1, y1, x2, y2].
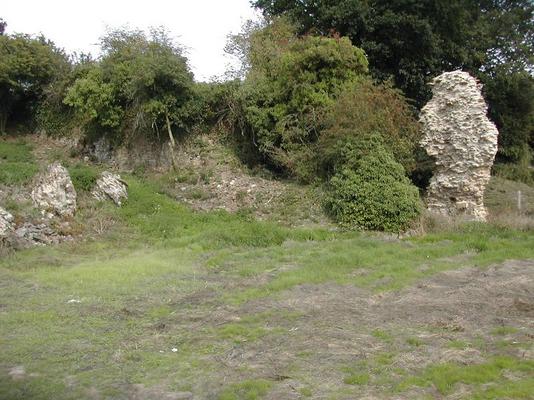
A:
[31, 162, 77, 218]
[0, 207, 14, 239]
[420, 70, 499, 221]
[92, 171, 128, 206]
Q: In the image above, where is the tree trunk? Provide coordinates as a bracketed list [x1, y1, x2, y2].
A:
[165, 112, 178, 171]
[0, 112, 7, 135]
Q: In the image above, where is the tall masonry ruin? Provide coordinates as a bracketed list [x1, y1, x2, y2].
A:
[420, 70, 499, 221]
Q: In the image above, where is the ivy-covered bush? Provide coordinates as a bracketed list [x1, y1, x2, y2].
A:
[324, 136, 421, 232]
[238, 18, 369, 180]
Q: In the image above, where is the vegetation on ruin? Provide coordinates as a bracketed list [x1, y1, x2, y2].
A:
[1, 2, 533, 398]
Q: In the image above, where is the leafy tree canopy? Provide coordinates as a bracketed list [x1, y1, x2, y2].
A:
[0, 33, 68, 132]
[252, 0, 534, 171]
[237, 18, 369, 179]
[253, 0, 534, 106]
[64, 27, 195, 144]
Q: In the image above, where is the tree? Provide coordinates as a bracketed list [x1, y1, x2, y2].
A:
[253, 0, 534, 165]
[237, 18, 369, 180]
[224, 19, 266, 79]
[0, 33, 68, 133]
[252, 1, 533, 103]
[0, 19, 6, 35]
[318, 80, 421, 177]
[64, 28, 195, 149]
[483, 69, 534, 164]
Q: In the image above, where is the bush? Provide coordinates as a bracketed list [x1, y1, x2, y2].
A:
[324, 136, 421, 232]
[189, 80, 241, 131]
[0, 34, 69, 132]
[36, 55, 94, 136]
[318, 80, 421, 177]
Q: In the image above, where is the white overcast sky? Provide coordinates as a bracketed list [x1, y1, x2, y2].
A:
[2, 0, 259, 81]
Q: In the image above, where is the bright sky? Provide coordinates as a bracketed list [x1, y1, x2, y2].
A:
[2, 0, 259, 81]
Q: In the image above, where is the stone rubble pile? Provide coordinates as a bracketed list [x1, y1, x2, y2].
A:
[13, 222, 70, 247]
[420, 70, 499, 221]
[2, 162, 131, 249]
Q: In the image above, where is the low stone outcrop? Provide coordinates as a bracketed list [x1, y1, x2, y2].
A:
[92, 171, 128, 206]
[0, 207, 14, 239]
[13, 222, 70, 247]
[31, 162, 77, 218]
[420, 70, 499, 221]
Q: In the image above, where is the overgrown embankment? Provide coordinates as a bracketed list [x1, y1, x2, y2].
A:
[1, 135, 534, 400]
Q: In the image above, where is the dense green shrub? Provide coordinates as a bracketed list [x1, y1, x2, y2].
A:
[36, 55, 94, 136]
[324, 136, 421, 232]
[237, 18, 369, 180]
[190, 80, 241, 131]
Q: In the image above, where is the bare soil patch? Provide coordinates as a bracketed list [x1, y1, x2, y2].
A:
[185, 260, 534, 398]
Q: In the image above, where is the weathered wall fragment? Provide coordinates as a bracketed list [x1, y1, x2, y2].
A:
[31, 162, 77, 218]
[0, 207, 14, 239]
[420, 70, 499, 221]
[92, 171, 128, 206]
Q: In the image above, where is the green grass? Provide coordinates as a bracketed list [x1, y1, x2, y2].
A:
[397, 356, 534, 395]
[470, 378, 534, 399]
[117, 178, 336, 249]
[372, 329, 393, 343]
[67, 163, 101, 192]
[490, 326, 519, 336]
[406, 337, 424, 347]
[1, 173, 534, 399]
[341, 352, 401, 390]
[0, 139, 38, 185]
[447, 339, 471, 350]
[343, 373, 370, 385]
[212, 222, 534, 304]
[218, 379, 273, 400]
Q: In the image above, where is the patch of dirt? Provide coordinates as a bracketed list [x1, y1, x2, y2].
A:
[163, 136, 329, 226]
[30, 133, 80, 166]
[175, 260, 534, 399]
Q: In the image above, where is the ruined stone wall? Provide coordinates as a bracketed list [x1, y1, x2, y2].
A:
[420, 70, 499, 221]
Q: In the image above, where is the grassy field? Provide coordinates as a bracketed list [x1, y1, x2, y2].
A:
[1, 139, 533, 399]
